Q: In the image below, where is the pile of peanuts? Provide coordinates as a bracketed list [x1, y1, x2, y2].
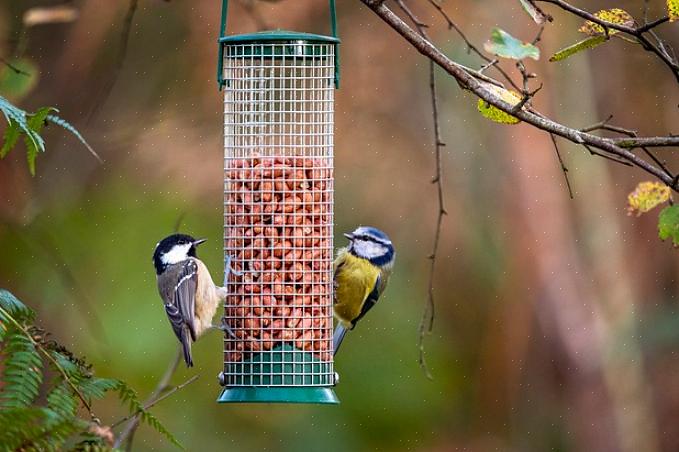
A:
[224, 156, 333, 363]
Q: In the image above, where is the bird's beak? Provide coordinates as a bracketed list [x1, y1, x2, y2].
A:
[343, 232, 354, 240]
[193, 238, 207, 246]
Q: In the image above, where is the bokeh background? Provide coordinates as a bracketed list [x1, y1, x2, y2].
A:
[2, 0, 679, 450]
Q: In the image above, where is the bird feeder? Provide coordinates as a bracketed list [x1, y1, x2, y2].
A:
[217, 0, 340, 404]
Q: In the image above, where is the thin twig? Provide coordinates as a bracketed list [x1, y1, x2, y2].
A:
[0, 57, 29, 76]
[111, 374, 199, 429]
[394, 0, 445, 380]
[550, 133, 574, 199]
[581, 117, 674, 179]
[583, 145, 633, 166]
[114, 347, 183, 450]
[425, 0, 521, 91]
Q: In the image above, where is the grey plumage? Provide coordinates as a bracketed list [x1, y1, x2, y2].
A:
[158, 259, 199, 367]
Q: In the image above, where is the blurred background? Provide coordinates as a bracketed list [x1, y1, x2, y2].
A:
[1, 0, 679, 450]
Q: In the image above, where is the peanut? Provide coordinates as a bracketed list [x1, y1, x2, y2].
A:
[224, 156, 333, 363]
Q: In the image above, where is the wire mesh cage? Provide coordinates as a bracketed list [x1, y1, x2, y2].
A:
[217, 1, 340, 405]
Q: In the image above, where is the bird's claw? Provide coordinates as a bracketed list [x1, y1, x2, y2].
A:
[223, 254, 242, 286]
[213, 318, 237, 339]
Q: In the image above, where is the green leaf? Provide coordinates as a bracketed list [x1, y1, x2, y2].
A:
[24, 107, 55, 175]
[484, 28, 540, 60]
[0, 58, 39, 102]
[1, 119, 21, 157]
[549, 35, 607, 62]
[659, 205, 679, 246]
[0, 95, 99, 175]
[669, 0, 679, 22]
[519, 0, 548, 25]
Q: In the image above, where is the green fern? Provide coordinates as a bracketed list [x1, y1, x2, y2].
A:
[0, 330, 43, 409]
[0, 289, 185, 450]
[0, 95, 101, 175]
[116, 380, 185, 450]
[47, 114, 101, 163]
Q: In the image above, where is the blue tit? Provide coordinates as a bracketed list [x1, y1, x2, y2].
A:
[333, 226, 395, 355]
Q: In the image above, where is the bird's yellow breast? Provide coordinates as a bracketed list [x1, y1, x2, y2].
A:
[333, 251, 381, 327]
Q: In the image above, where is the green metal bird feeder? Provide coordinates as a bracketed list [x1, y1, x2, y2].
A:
[217, 0, 340, 404]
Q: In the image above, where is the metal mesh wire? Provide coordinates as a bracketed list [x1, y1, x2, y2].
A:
[223, 43, 335, 387]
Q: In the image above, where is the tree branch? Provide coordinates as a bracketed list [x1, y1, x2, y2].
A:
[535, 0, 679, 82]
[359, 0, 675, 189]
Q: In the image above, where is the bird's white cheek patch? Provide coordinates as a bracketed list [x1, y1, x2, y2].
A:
[161, 244, 192, 265]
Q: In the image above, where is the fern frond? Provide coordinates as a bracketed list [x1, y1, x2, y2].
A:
[0, 329, 43, 409]
[47, 114, 103, 163]
[0, 288, 35, 323]
[78, 376, 120, 401]
[47, 383, 78, 420]
[0, 95, 43, 156]
[115, 381, 184, 450]
[0, 407, 48, 450]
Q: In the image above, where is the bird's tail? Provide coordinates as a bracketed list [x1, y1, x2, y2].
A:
[332, 324, 348, 356]
[181, 328, 194, 367]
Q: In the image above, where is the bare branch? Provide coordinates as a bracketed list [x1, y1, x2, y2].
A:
[394, 0, 445, 379]
[611, 136, 679, 148]
[580, 117, 674, 179]
[359, 0, 675, 188]
[550, 134, 574, 199]
[0, 57, 30, 76]
[534, 0, 679, 82]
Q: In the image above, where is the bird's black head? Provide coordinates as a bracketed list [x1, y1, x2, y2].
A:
[152, 233, 206, 275]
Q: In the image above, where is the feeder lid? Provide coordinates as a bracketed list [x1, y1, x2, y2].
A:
[219, 29, 340, 45]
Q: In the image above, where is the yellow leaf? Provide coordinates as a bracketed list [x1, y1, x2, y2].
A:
[579, 9, 635, 36]
[627, 181, 671, 216]
[477, 85, 522, 125]
[668, 0, 679, 22]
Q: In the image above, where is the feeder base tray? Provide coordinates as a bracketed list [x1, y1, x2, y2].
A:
[217, 386, 339, 404]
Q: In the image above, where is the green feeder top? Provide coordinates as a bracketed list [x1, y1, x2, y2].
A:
[219, 30, 340, 45]
[217, 0, 340, 89]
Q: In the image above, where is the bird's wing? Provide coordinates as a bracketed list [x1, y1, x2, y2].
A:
[332, 248, 349, 304]
[351, 272, 382, 328]
[165, 259, 198, 342]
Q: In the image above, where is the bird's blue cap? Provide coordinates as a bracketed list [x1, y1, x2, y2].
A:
[345, 226, 392, 244]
